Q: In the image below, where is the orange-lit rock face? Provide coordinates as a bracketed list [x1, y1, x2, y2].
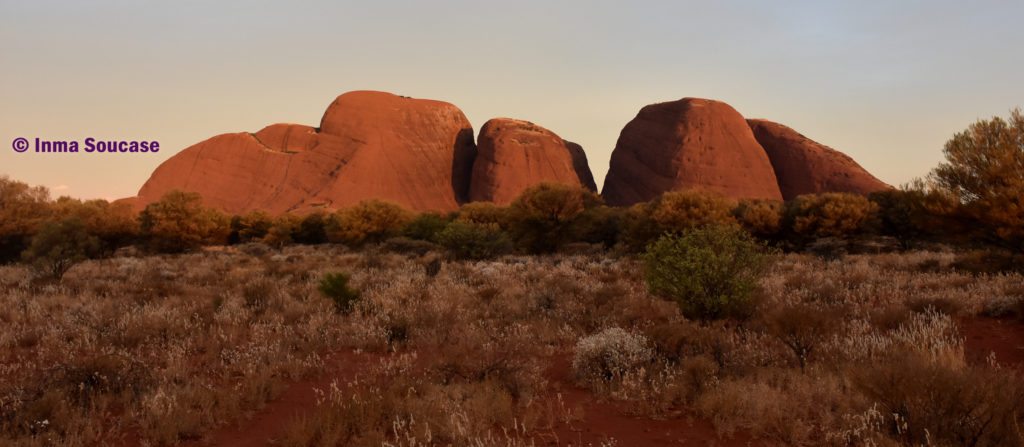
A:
[602, 98, 783, 206]
[747, 119, 890, 200]
[469, 118, 597, 205]
[135, 91, 476, 214]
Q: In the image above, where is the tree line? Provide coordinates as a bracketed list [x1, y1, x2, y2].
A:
[1, 108, 1020, 279]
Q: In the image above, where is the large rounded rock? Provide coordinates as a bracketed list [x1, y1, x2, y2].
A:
[601, 98, 783, 206]
[135, 91, 477, 214]
[469, 118, 597, 204]
[748, 119, 889, 200]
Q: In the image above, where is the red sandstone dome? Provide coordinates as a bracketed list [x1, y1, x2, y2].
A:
[601, 98, 783, 206]
[747, 119, 890, 200]
[469, 118, 597, 205]
[130, 91, 887, 215]
[135, 91, 476, 214]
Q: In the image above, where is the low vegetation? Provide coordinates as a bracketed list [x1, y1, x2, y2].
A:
[0, 103, 1021, 446]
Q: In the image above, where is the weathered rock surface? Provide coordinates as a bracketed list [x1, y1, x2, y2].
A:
[747, 119, 890, 200]
[469, 118, 597, 204]
[601, 98, 783, 206]
[135, 91, 477, 214]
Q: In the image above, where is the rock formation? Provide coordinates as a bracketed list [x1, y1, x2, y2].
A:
[130, 91, 888, 215]
[469, 118, 597, 204]
[747, 119, 890, 200]
[135, 91, 476, 214]
[601, 98, 783, 206]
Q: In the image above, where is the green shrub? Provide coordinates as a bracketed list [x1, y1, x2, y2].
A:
[22, 217, 101, 280]
[435, 221, 512, 260]
[318, 272, 360, 313]
[401, 212, 450, 242]
[643, 226, 769, 320]
[0, 176, 52, 262]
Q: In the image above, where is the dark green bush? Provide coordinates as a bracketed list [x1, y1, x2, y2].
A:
[401, 212, 451, 242]
[435, 221, 512, 260]
[21, 217, 101, 280]
[318, 272, 360, 313]
[643, 226, 769, 320]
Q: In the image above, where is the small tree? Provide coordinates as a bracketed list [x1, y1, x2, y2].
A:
[931, 108, 1024, 251]
[785, 193, 878, 240]
[327, 201, 411, 246]
[139, 191, 230, 253]
[22, 218, 100, 280]
[230, 211, 273, 244]
[734, 199, 784, 240]
[263, 214, 300, 248]
[457, 202, 511, 229]
[0, 176, 52, 262]
[649, 190, 737, 233]
[51, 197, 138, 253]
[508, 183, 599, 253]
[435, 221, 513, 260]
[402, 212, 451, 242]
[643, 226, 769, 320]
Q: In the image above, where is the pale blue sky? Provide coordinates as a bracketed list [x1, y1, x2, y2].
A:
[1, 0, 1021, 200]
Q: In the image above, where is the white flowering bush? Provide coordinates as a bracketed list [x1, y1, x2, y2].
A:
[572, 327, 653, 384]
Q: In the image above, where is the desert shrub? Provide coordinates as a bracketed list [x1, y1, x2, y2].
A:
[229, 211, 273, 244]
[734, 199, 784, 239]
[785, 192, 879, 241]
[573, 327, 653, 384]
[869, 186, 933, 249]
[617, 203, 663, 253]
[435, 221, 512, 260]
[0, 176, 52, 262]
[643, 226, 769, 320]
[138, 190, 230, 253]
[21, 217, 101, 280]
[508, 183, 599, 253]
[649, 190, 738, 233]
[50, 197, 138, 253]
[327, 201, 411, 246]
[293, 212, 329, 244]
[263, 214, 300, 248]
[401, 212, 450, 242]
[318, 272, 360, 313]
[568, 205, 625, 248]
[855, 355, 1024, 447]
[763, 304, 839, 371]
[380, 236, 439, 256]
[456, 202, 511, 228]
[931, 108, 1024, 251]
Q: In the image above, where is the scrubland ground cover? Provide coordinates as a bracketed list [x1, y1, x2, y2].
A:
[1, 244, 1022, 446]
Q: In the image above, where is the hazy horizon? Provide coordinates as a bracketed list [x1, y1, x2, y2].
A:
[2, 0, 1022, 200]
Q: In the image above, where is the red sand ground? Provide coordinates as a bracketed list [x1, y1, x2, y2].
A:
[113, 317, 1023, 446]
[157, 350, 761, 446]
[961, 317, 1024, 369]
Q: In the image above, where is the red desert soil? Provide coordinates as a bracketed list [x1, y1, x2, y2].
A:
[542, 356, 762, 447]
[147, 351, 762, 446]
[961, 317, 1024, 369]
